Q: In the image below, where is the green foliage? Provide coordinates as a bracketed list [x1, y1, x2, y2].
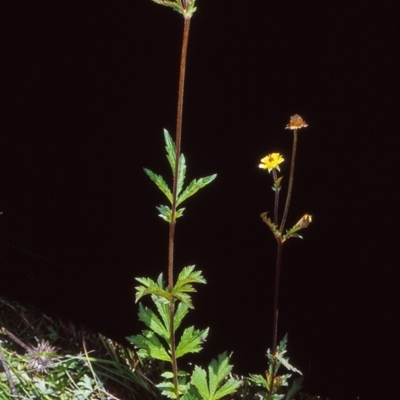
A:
[248, 335, 302, 400]
[189, 352, 240, 400]
[150, 0, 197, 19]
[129, 264, 242, 399]
[0, 297, 159, 400]
[128, 266, 209, 364]
[144, 129, 216, 223]
[135, 265, 207, 309]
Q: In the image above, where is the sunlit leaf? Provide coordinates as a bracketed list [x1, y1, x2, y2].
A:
[137, 304, 169, 340]
[135, 275, 171, 302]
[190, 353, 240, 400]
[175, 327, 208, 358]
[127, 330, 170, 362]
[174, 302, 190, 331]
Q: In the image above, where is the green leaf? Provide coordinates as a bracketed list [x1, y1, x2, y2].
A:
[191, 365, 208, 398]
[212, 379, 241, 400]
[177, 153, 186, 197]
[276, 353, 302, 375]
[156, 204, 186, 222]
[260, 212, 282, 238]
[177, 174, 217, 206]
[176, 327, 209, 358]
[176, 265, 207, 287]
[151, 0, 197, 19]
[190, 353, 240, 400]
[144, 168, 172, 203]
[164, 129, 177, 175]
[156, 375, 190, 399]
[137, 304, 169, 340]
[207, 353, 234, 397]
[156, 381, 177, 399]
[171, 266, 207, 308]
[135, 274, 171, 302]
[127, 330, 171, 362]
[174, 302, 190, 331]
[248, 373, 270, 391]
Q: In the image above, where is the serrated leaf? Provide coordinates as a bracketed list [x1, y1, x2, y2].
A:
[177, 153, 186, 197]
[156, 379, 190, 399]
[176, 174, 217, 206]
[144, 168, 173, 203]
[176, 327, 209, 358]
[248, 374, 269, 391]
[127, 330, 171, 362]
[137, 304, 169, 340]
[208, 352, 233, 396]
[276, 354, 302, 375]
[172, 292, 195, 309]
[181, 393, 199, 400]
[153, 297, 170, 331]
[151, 0, 197, 18]
[174, 302, 190, 331]
[135, 275, 171, 302]
[171, 266, 206, 308]
[162, 127, 188, 198]
[156, 381, 177, 399]
[176, 265, 207, 287]
[191, 353, 239, 400]
[164, 129, 177, 174]
[156, 204, 172, 222]
[156, 205, 186, 222]
[191, 366, 208, 398]
[212, 378, 241, 400]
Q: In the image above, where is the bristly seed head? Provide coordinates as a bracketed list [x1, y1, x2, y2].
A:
[27, 339, 59, 373]
[285, 114, 308, 130]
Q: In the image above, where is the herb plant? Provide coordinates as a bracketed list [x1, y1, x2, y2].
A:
[126, 1, 239, 399]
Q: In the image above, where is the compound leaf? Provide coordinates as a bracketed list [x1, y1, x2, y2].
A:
[191, 353, 240, 400]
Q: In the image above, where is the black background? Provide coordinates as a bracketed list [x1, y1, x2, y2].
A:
[1, 1, 398, 399]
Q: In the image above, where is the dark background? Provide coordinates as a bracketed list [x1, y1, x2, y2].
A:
[1, 1, 398, 399]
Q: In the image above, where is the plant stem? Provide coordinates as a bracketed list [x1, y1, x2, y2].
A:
[167, 17, 191, 399]
[272, 169, 279, 225]
[279, 129, 298, 233]
[269, 237, 283, 396]
[271, 238, 283, 355]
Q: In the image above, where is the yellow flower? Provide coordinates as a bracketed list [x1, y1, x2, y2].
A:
[285, 114, 308, 130]
[259, 153, 284, 172]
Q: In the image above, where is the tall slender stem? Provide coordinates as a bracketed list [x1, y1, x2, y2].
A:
[269, 238, 283, 396]
[279, 129, 298, 233]
[271, 239, 283, 354]
[169, 18, 191, 290]
[272, 169, 279, 225]
[167, 17, 191, 399]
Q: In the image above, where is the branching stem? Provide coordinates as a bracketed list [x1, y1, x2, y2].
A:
[269, 129, 299, 394]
